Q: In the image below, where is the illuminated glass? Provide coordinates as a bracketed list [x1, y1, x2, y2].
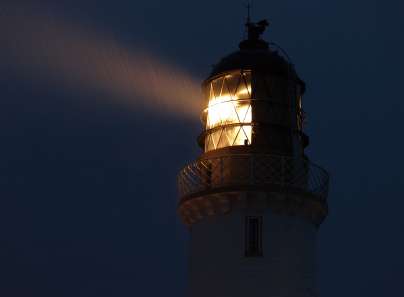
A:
[236, 102, 251, 123]
[207, 134, 215, 151]
[225, 126, 239, 146]
[202, 71, 304, 153]
[235, 73, 251, 100]
[205, 134, 211, 152]
[207, 102, 223, 129]
[234, 127, 250, 146]
[211, 130, 222, 149]
[243, 126, 252, 144]
[224, 103, 239, 125]
[243, 72, 252, 97]
[212, 77, 223, 102]
[221, 78, 231, 102]
[204, 71, 253, 152]
[226, 74, 240, 98]
[217, 131, 231, 149]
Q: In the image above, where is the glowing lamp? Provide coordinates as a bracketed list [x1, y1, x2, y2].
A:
[199, 45, 308, 158]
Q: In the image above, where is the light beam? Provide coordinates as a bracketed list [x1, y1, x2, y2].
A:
[0, 1, 204, 119]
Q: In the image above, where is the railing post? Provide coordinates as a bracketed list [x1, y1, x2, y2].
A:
[251, 155, 254, 185]
[194, 163, 199, 192]
[220, 157, 223, 187]
[281, 157, 284, 187]
[177, 154, 328, 201]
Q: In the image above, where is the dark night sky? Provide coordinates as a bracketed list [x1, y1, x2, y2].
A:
[1, 0, 403, 296]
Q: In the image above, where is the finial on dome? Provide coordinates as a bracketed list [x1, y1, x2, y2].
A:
[240, 4, 269, 49]
[243, 3, 269, 40]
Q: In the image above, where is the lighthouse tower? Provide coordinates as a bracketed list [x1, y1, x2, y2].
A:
[177, 18, 329, 297]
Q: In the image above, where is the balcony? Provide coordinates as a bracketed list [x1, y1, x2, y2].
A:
[178, 154, 329, 201]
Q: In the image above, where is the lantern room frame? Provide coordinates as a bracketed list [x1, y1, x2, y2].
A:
[198, 69, 309, 154]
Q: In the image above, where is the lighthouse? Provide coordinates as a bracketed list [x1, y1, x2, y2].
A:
[177, 17, 329, 297]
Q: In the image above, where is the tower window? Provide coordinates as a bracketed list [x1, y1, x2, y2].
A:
[245, 216, 263, 257]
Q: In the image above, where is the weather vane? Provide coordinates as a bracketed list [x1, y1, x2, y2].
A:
[244, 3, 253, 39]
[245, 3, 253, 24]
[243, 3, 269, 40]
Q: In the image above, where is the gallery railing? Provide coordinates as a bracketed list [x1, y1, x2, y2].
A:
[178, 154, 329, 201]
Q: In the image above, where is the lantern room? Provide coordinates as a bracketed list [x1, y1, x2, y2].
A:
[198, 23, 309, 159]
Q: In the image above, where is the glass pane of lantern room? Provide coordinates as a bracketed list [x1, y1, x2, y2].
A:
[220, 78, 231, 103]
[272, 78, 286, 101]
[225, 74, 240, 99]
[217, 130, 231, 149]
[264, 74, 278, 99]
[206, 83, 214, 107]
[225, 102, 240, 125]
[235, 72, 251, 99]
[218, 102, 233, 126]
[212, 77, 224, 104]
[251, 73, 269, 99]
[207, 134, 215, 151]
[225, 126, 239, 146]
[205, 110, 211, 130]
[234, 126, 247, 146]
[234, 102, 252, 123]
[207, 105, 222, 129]
[243, 72, 252, 96]
[211, 130, 223, 149]
[242, 126, 252, 144]
[204, 135, 211, 152]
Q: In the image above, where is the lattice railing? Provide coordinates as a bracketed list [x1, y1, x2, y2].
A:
[178, 154, 329, 201]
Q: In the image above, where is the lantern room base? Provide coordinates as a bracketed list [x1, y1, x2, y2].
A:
[178, 190, 327, 230]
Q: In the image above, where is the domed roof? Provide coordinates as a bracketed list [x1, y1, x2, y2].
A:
[206, 39, 306, 93]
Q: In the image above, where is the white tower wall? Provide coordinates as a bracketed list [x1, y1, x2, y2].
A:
[186, 196, 318, 297]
